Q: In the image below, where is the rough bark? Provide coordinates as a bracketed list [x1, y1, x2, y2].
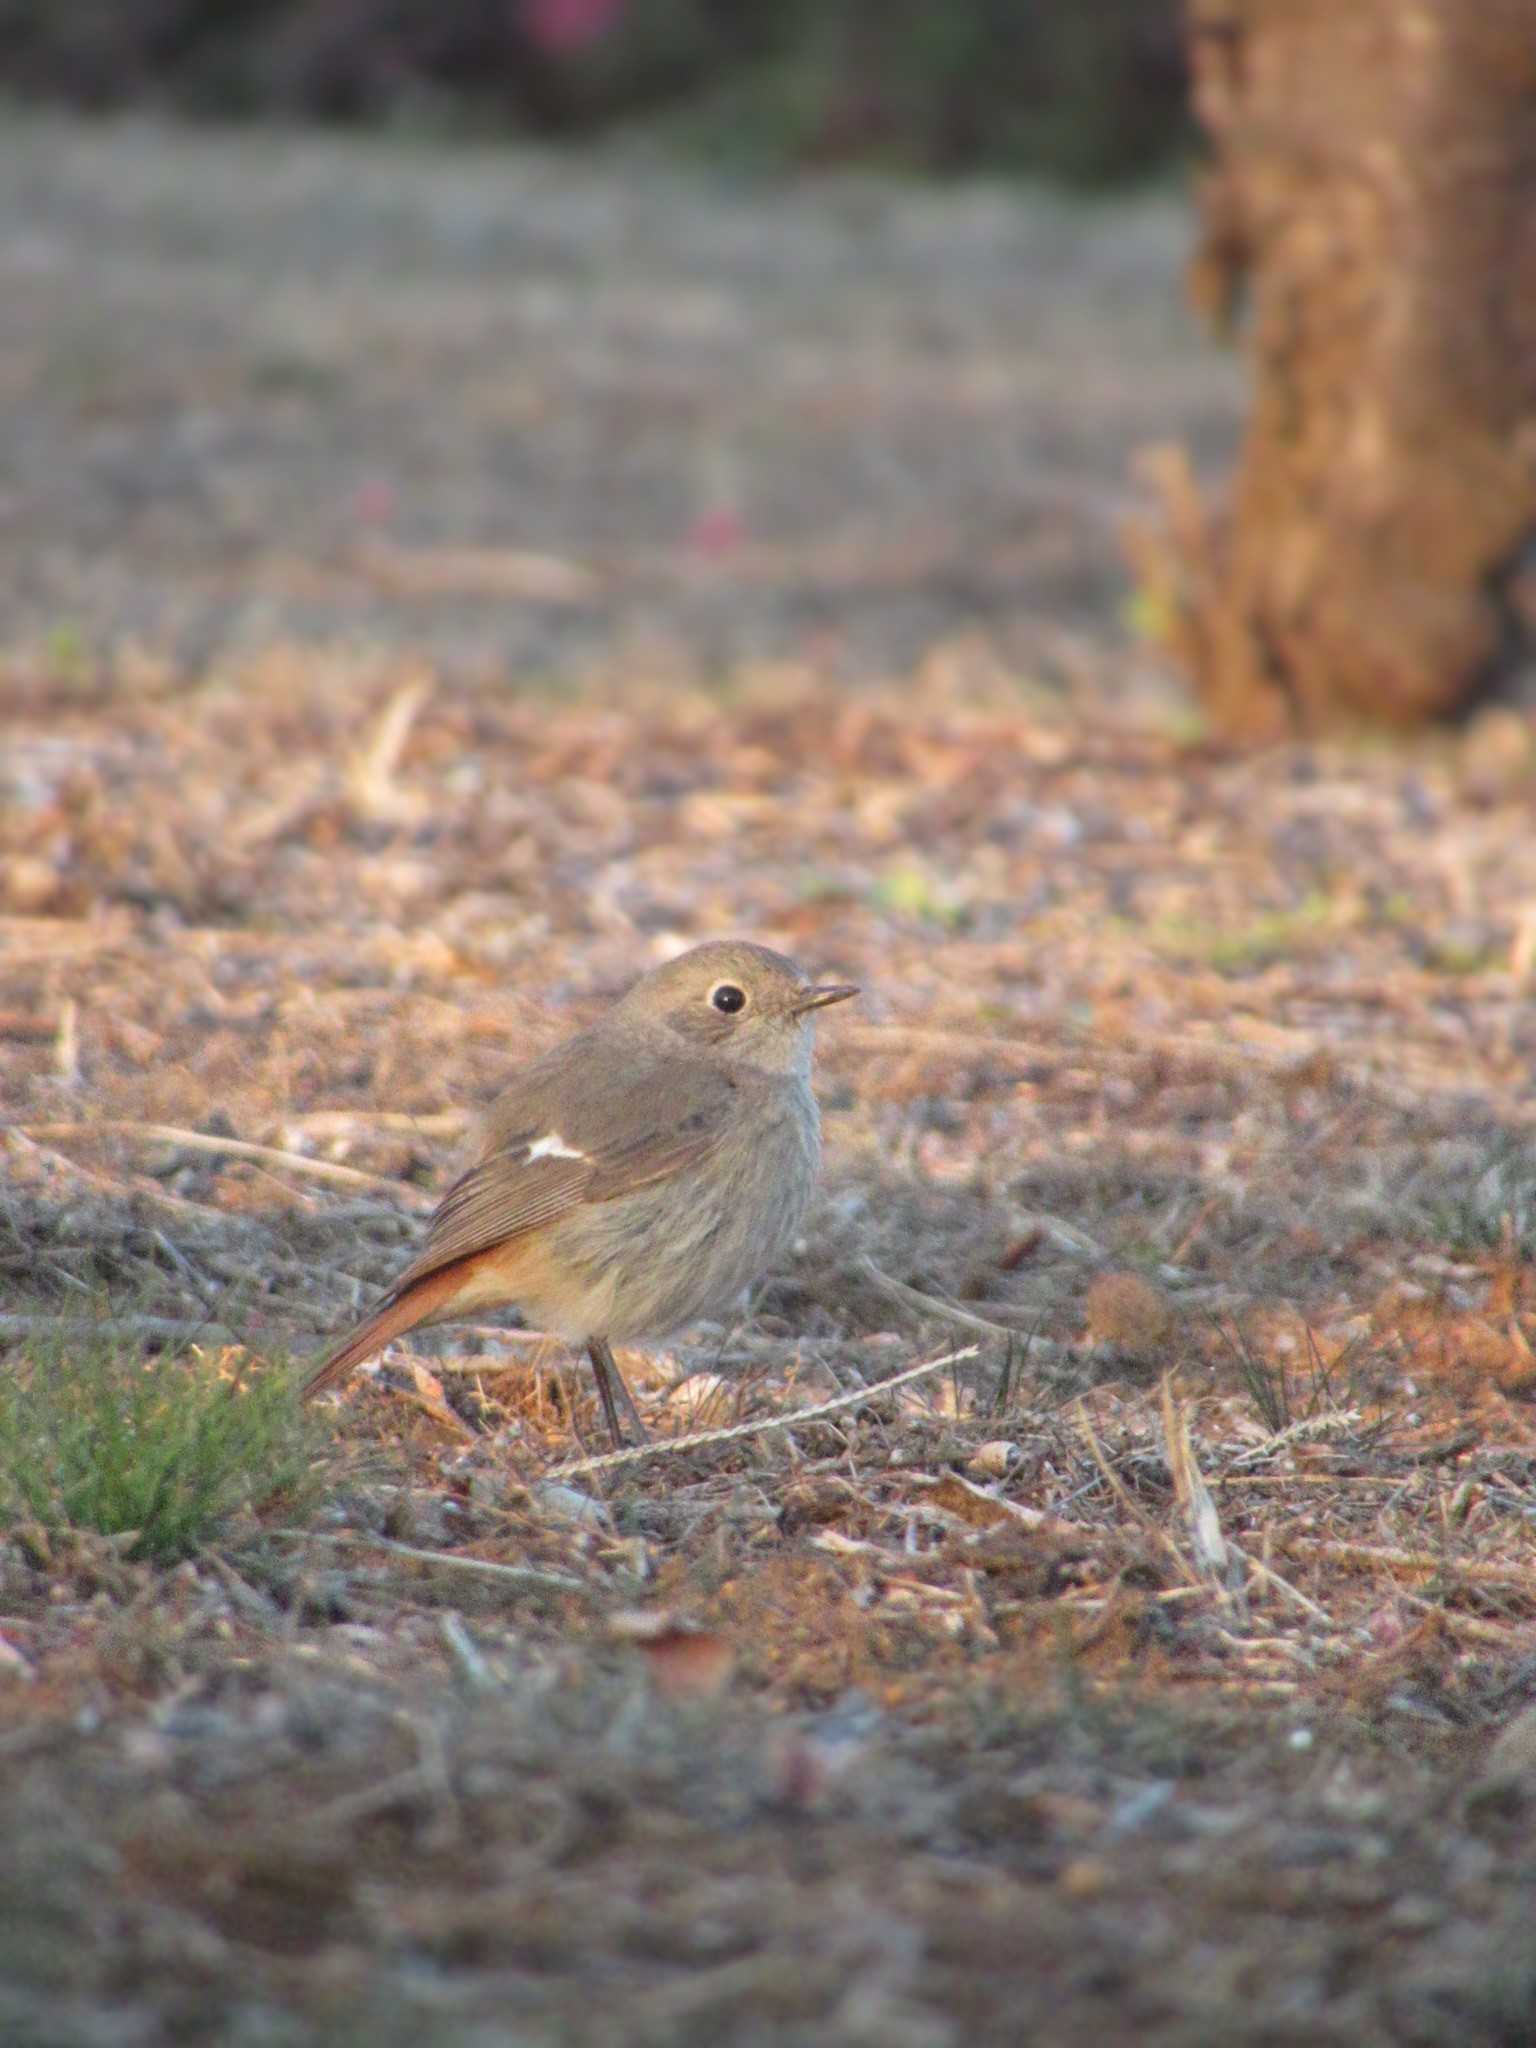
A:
[1149, 0, 1536, 736]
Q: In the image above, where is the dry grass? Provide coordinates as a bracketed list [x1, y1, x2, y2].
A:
[2, 114, 1536, 2047]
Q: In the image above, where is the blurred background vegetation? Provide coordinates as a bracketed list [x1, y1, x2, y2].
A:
[0, 0, 1188, 186]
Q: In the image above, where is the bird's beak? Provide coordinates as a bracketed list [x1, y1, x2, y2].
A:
[792, 983, 860, 1017]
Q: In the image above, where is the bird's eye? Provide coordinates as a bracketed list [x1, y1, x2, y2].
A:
[710, 983, 747, 1014]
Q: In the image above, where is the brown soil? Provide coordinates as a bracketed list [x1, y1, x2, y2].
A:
[2, 114, 1535, 2048]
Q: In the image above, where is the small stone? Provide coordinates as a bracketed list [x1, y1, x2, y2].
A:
[4, 856, 59, 911]
[966, 1440, 1020, 1480]
[1057, 1856, 1112, 1901]
[667, 1373, 733, 1425]
[532, 1481, 610, 1529]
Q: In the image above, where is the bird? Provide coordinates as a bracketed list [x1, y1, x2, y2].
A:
[303, 941, 858, 1444]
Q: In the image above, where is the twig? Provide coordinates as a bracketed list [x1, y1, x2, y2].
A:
[859, 1260, 1065, 1355]
[438, 1611, 498, 1692]
[53, 999, 80, 1086]
[279, 1109, 467, 1140]
[4, 1128, 211, 1216]
[1073, 1396, 1197, 1583]
[1398, 1596, 1526, 1647]
[15, 1121, 434, 1205]
[344, 676, 431, 820]
[1227, 1409, 1365, 1467]
[200, 1548, 283, 1624]
[1012, 1210, 1111, 1266]
[544, 1345, 979, 1481]
[351, 539, 602, 604]
[1284, 1536, 1536, 1592]
[1209, 1472, 1400, 1488]
[295, 1764, 440, 1835]
[285, 1529, 587, 1595]
[1242, 1552, 1332, 1624]
[1160, 1375, 1237, 1598]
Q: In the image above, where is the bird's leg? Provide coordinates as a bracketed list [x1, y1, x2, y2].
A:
[586, 1336, 648, 1448]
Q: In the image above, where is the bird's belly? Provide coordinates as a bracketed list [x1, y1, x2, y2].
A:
[537, 1105, 819, 1342]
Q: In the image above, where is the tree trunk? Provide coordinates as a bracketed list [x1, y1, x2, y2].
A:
[1148, 0, 1536, 736]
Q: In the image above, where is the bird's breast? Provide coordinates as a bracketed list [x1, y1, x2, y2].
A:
[542, 1081, 820, 1342]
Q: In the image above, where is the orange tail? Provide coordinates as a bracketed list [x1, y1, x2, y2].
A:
[304, 1264, 469, 1402]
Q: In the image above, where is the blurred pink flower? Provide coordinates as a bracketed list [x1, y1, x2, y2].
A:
[352, 478, 399, 527]
[687, 506, 746, 557]
[521, 0, 626, 55]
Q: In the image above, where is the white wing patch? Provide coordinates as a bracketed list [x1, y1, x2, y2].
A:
[525, 1133, 586, 1163]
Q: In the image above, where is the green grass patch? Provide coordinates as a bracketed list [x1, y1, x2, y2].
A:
[0, 1330, 324, 1563]
[1149, 892, 1340, 974]
[872, 862, 965, 927]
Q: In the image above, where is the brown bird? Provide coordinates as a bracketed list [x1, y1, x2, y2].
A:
[304, 941, 857, 1443]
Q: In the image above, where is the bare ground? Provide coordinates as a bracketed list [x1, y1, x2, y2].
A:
[3, 115, 1536, 2047]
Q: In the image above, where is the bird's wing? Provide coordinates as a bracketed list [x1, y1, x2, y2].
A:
[393, 1050, 739, 1291]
